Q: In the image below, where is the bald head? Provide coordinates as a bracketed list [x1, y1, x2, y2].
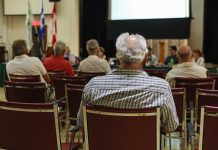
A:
[177, 45, 192, 63]
[116, 33, 148, 63]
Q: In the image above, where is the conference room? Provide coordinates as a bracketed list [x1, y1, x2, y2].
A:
[1, 0, 218, 149]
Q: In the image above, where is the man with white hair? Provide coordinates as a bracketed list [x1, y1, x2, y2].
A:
[77, 33, 178, 133]
[78, 39, 111, 74]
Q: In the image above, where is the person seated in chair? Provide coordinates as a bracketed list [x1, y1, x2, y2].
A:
[77, 33, 179, 133]
[43, 41, 75, 76]
[78, 39, 111, 74]
[165, 45, 207, 87]
[6, 39, 50, 84]
[164, 45, 178, 67]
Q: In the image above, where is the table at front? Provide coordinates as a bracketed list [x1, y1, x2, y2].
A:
[0, 63, 7, 87]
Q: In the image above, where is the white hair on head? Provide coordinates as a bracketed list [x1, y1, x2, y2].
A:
[116, 32, 148, 63]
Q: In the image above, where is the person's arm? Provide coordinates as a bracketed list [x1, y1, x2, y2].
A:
[103, 60, 112, 74]
[161, 88, 179, 133]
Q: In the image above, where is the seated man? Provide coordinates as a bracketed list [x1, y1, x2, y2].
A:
[165, 45, 207, 87]
[78, 39, 111, 74]
[78, 33, 179, 133]
[43, 41, 75, 76]
[6, 39, 50, 84]
[164, 45, 178, 66]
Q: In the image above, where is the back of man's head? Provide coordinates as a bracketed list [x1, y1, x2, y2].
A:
[86, 39, 99, 54]
[116, 33, 148, 63]
[12, 40, 28, 57]
[177, 45, 192, 62]
[54, 41, 66, 56]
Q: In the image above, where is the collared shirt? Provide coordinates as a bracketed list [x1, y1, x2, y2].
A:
[6, 54, 47, 83]
[43, 55, 75, 76]
[78, 55, 111, 74]
[78, 69, 179, 132]
[165, 62, 207, 87]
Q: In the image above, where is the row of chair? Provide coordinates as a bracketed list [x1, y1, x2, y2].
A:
[3, 73, 218, 149]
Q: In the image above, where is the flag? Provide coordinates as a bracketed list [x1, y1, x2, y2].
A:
[25, 0, 33, 51]
[40, 0, 45, 52]
[51, 3, 57, 47]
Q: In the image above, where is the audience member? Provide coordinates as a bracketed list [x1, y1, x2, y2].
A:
[164, 45, 178, 66]
[78, 39, 111, 74]
[64, 46, 80, 65]
[146, 47, 158, 66]
[192, 49, 205, 66]
[43, 41, 75, 76]
[97, 46, 106, 59]
[6, 39, 50, 84]
[165, 45, 207, 87]
[77, 33, 178, 133]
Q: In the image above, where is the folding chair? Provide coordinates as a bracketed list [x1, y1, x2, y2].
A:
[174, 77, 215, 123]
[4, 81, 47, 103]
[208, 73, 218, 90]
[174, 77, 215, 108]
[48, 71, 65, 87]
[144, 69, 167, 79]
[83, 105, 160, 150]
[163, 88, 187, 150]
[65, 84, 85, 143]
[195, 89, 218, 132]
[53, 76, 87, 100]
[9, 74, 41, 82]
[0, 101, 76, 150]
[77, 71, 105, 82]
[198, 106, 218, 150]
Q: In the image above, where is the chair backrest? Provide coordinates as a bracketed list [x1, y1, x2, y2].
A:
[9, 74, 41, 82]
[198, 106, 218, 150]
[53, 76, 87, 99]
[174, 77, 215, 107]
[48, 71, 65, 86]
[208, 73, 218, 90]
[144, 69, 167, 79]
[65, 84, 85, 125]
[83, 105, 160, 150]
[171, 88, 186, 131]
[4, 81, 47, 103]
[77, 71, 106, 82]
[195, 89, 218, 129]
[0, 101, 61, 150]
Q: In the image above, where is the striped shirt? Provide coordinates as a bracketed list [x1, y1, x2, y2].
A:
[78, 69, 179, 132]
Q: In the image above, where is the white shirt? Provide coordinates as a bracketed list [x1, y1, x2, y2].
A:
[165, 62, 207, 87]
[6, 54, 47, 83]
[78, 55, 111, 74]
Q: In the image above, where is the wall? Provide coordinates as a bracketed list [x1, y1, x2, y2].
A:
[0, 0, 204, 59]
[0, 0, 79, 59]
[189, 0, 204, 50]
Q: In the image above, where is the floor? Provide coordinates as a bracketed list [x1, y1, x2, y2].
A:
[0, 88, 194, 150]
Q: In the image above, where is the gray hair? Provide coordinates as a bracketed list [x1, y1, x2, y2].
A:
[12, 39, 28, 56]
[116, 33, 148, 63]
[177, 45, 192, 61]
[54, 41, 66, 55]
[86, 39, 99, 52]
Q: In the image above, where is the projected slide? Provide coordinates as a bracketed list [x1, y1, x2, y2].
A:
[110, 0, 189, 20]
